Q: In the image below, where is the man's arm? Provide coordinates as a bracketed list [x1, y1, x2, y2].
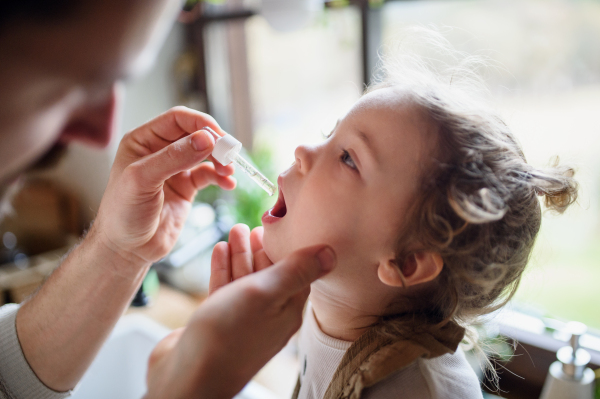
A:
[15, 107, 235, 392]
[16, 231, 149, 392]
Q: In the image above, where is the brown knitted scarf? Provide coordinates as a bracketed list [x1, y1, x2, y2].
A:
[292, 320, 465, 399]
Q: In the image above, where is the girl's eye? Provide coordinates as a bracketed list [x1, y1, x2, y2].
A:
[340, 150, 357, 170]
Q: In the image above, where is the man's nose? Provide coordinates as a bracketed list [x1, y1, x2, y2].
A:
[58, 84, 121, 148]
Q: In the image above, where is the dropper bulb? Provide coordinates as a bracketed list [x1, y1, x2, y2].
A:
[202, 126, 277, 196]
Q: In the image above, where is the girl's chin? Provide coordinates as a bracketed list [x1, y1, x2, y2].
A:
[265, 252, 285, 265]
[261, 239, 287, 264]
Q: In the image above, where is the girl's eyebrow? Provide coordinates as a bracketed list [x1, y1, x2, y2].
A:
[326, 119, 341, 138]
[355, 129, 379, 165]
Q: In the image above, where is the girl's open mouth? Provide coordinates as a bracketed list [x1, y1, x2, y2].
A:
[271, 187, 287, 217]
[262, 185, 287, 224]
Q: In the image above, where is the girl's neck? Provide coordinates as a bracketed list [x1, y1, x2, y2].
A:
[309, 281, 384, 342]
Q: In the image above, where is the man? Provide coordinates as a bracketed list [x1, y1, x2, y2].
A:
[0, 1, 335, 398]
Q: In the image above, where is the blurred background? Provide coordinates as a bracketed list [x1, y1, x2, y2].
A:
[1, 0, 599, 398]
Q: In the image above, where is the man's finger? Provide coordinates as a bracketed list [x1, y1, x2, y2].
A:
[165, 163, 236, 202]
[229, 224, 253, 279]
[128, 130, 215, 190]
[190, 163, 236, 191]
[148, 328, 185, 369]
[131, 106, 222, 153]
[211, 156, 236, 177]
[209, 242, 231, 295]
[258, 245, 336, 300]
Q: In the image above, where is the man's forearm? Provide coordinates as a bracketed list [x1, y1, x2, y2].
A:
[15, 226, 150, 392]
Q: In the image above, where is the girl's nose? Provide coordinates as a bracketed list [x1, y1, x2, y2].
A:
[58, 83, 121, 148]
[294, 144, 314, 175]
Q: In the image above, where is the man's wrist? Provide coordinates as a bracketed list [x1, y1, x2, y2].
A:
[83, 223, 151, 280]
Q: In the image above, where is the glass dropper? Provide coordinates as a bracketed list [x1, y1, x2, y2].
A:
[202, 126, 276, 196]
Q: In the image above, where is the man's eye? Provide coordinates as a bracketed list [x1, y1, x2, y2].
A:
[340, 150, 357, 170]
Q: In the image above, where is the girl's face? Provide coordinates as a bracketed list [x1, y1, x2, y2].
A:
[262, 88, 437, 302]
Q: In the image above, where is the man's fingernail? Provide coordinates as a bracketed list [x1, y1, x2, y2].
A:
[316, 247, 336, 274]
[192, 130, 215, 151]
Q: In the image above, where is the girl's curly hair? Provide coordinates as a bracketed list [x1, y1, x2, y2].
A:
[368, 28, 578, 363]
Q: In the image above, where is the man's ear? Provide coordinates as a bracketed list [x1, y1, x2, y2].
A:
[377, 252, 444, 288]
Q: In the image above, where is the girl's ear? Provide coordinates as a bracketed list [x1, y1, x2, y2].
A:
[377, 252, 444, 288]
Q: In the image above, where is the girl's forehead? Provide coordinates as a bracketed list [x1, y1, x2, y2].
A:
[344, 88, 431, 135]
[351, 87, 414, 113]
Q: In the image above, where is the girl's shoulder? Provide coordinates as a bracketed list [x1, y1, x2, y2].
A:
[361, 347, 483, 399]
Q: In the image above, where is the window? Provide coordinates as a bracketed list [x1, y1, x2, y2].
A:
[379, 0, 600, 330]
[195, 0, 599, 329]
[245, 7, 363, 170]
[245, 0, 600, 331]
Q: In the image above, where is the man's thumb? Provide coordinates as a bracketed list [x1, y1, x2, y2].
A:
[262, 245, 336, 298]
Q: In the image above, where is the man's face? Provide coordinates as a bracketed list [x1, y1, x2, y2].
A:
[0, 0, 184, 189]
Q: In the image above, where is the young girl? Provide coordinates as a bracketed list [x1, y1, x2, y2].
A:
[216, 30, 578, 399]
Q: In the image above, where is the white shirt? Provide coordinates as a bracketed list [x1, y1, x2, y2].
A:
[0, 304, 72, 399]
[297, 302, 484, 399]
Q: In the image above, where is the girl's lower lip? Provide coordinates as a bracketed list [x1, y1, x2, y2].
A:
[261, 209, 282, 225]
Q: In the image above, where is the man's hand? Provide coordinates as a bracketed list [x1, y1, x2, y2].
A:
[145, 244, 336, 399]
[16, 107, 236, 392]
[92, 106, 235, 268]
